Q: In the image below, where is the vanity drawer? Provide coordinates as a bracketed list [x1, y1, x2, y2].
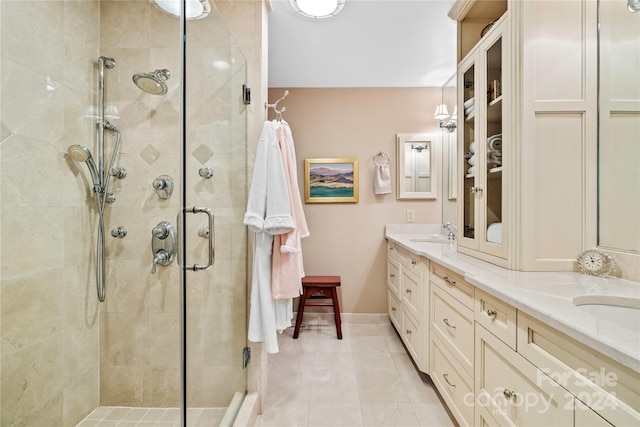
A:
[517, 312, 640, 425]
[430, 262, 474, 309]
[401, 267, 422, 320]
[431, 334, 474, 427]
[388, 289, 401, 331]
[387, 257, 400, 298]
[402, 310, 421, 364]
[431, 283, 474, 376]
[475, 288, 517, 350]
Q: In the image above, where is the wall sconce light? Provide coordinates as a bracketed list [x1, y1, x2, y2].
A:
[434, 104, 457, 133]
[411, 144, 428, 152]
[629, 0, 640, 12]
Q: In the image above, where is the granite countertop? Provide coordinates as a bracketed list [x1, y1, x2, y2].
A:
[385, 224, 640, 373]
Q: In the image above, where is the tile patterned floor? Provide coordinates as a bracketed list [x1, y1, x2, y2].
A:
[257, 317, 456, 427]
[78, 317, 456, 427]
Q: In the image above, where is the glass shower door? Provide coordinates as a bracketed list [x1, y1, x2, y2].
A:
[182, 6, 248, 426]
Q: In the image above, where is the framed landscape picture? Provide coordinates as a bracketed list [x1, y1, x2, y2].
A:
[304, 158, 359, 203]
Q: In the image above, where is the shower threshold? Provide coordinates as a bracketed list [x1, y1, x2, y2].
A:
[76, 406, 227, 427]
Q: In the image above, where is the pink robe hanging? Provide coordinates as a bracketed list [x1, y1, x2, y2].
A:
[271, 121, 310, 299]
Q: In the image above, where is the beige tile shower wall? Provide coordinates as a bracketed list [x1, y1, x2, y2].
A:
[98, 0, 259, 408]
[268, 87, 444, 314]
[0, 1, 101, 426]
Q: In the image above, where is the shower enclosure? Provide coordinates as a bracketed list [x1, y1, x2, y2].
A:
[0, 1, 249, 426]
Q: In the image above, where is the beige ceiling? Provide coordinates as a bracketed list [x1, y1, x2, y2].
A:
[267, 0, 458, 88]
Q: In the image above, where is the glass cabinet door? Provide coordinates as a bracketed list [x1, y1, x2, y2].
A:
[460, 61, 477, 242]
[483, 35, 503, 249]
[457, 16, 508, 263]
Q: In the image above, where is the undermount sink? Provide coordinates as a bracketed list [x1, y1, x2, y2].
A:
[410, 234, 450, 243]
[573, 295, 640, 332]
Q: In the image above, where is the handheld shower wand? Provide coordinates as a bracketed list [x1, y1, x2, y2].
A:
[67, 144, 102, 192]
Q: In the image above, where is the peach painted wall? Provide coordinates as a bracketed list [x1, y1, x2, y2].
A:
[268, 87, 444, 313]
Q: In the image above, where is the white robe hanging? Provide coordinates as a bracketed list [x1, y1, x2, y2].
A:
[244, 121, 295, 353]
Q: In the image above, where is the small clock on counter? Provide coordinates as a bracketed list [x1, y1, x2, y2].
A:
[576, 249, 615, 277]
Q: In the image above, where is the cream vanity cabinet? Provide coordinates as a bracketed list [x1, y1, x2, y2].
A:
[423, 261, 640, 427]
[386, 241, 429, 372]
[450, 0, 598, 271]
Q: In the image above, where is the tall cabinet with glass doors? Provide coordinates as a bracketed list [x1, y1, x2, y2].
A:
[457, 12, 509, 266]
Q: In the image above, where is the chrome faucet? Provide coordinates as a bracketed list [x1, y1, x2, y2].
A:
[443, 223, 458, 241]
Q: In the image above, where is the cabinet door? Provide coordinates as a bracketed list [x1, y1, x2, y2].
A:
[479, 22, 508, 260]
[575, 400, 614, 427]
[476, 324, 574, 426]
[457, 15, 509, 263]
[458, 54, 478, 247]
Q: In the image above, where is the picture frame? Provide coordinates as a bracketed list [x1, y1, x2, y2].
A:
[304, 158, 359, 203]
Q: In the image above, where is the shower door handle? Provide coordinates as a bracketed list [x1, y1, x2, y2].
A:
[184, 206, 215, 271]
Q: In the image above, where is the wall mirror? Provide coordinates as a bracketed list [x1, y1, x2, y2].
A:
[598, 0, 640, 254]
[397, 133, 438, 199]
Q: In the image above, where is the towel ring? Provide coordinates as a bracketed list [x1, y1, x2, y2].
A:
[373, 151, 390, 166]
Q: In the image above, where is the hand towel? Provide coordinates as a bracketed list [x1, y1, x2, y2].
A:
[467, 166, 476, 175]
[468, 154, 476, 166]
[465, 105, 475, 117]
[374, 164, 392, 195]
[464, 97, 475, 109]
[487, 150, 502, 161]
[469, 141, 476, 153]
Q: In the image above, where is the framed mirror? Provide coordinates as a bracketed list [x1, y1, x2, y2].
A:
[397, 133, 438, 199]
[598, 0, 640, 254]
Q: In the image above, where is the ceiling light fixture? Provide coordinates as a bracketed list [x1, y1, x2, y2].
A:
[289, 0, 346, 19]
[151, 0, 211, 20]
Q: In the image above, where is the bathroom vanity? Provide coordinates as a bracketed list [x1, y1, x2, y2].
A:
[386, 224, 640, 427]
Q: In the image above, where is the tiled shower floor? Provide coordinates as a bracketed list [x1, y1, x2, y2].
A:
[76, 406, 227, 427]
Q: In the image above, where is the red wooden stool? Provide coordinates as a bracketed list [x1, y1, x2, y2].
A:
[293, 275, 342, 340]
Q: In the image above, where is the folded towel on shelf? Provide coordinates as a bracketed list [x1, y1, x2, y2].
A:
[468, 154, 476, 166]
[486, 159, 502, 168]
[373, 164, 392, 195]
[464, 97, 475, 109]
[488, 138, 502, 151]
[487, 150, 502, 161]
[486, 222, 502, 244]
[465, 106, 475, 117]
[469, 141, 476, 153]
[467, 166, 476, 175]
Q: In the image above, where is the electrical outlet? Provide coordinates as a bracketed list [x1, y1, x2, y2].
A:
[406, 209, 415, 222]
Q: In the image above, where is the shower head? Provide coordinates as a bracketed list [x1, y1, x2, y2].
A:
[68, 144, 101, 188]
[132, 69, 171, 95]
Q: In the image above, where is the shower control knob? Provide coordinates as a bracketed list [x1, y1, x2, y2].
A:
[152, 224, 170, 239]
[111, 226, 127, 238]
[199, 167, 214, 179]
[151, 250, 171, 274]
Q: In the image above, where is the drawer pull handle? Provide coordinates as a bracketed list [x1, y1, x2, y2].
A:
[503, 389, 517, 400]
[405, 329, 412, 335]
[391, 307, 397, 312]
[443, 318, 456, 329]
[405, 288, 412, 294]
[486, 309, 497, 319]
[390, 274, 395, 279]
[443, 276, 456, 286]
[411, 259, 417, 266]
[443, 373, 456, 387]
